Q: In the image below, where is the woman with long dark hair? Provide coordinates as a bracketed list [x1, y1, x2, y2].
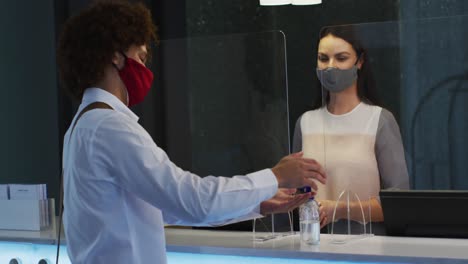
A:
[293, 26, 409, 234]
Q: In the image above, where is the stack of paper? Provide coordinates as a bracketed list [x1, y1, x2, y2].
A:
[9, 184, 46, 200]
[0, 184, 49, 231]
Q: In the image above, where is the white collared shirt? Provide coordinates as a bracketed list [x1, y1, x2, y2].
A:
[62, 88, 278, 264]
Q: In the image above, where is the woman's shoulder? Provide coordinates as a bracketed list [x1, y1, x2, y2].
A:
[361, 102, 383, 112]
[300, 108, 325, 120]
[378, 107, 397, 122]
[375, 107, 400, 132]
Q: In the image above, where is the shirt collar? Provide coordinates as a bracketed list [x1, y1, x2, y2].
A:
[80, 88, 139, 122]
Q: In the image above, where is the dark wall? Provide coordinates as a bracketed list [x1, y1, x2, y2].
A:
[0, 0, 61, 204]
[399, 0, 468, 189]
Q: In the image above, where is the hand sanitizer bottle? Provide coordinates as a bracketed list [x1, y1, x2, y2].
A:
[299, 187, 320, 245]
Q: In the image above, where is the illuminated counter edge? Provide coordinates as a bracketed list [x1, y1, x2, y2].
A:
[2, 228, 468, 264]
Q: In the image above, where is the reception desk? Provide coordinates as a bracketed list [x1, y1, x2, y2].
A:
[1, 227, 468, 263]
[165, 228, 468, 263]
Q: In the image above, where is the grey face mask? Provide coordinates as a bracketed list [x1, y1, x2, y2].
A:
[316, 65, 358, 93]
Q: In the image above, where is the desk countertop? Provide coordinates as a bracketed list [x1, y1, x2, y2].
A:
[165, 228, 468, 263]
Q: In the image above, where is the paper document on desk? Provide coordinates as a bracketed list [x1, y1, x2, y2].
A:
[8, 184, 49, 227]
[0, 185, 8, 200]
[9, 184, 43, 200]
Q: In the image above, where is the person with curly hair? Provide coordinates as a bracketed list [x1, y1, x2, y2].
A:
[58, 1, 326, 263]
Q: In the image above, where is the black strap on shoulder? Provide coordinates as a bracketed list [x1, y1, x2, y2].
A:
[70, 102, 114, 135]
[56, 101, 113, 264]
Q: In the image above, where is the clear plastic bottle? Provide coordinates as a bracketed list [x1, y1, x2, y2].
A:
[299, 188, 320, 245]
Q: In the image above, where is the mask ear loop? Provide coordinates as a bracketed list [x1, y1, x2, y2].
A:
[112, 51, 130, 106]
[120, 51, 128, 60]
[355, 52, 363, 69]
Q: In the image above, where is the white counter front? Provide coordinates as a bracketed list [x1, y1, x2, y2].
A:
[1, 227, 468, 263]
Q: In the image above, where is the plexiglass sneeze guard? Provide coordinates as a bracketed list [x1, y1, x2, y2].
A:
[154, 31, 292, 240]
[155, 15, 468, 244]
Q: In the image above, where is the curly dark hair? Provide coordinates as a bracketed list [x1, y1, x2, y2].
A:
[57, 0, 158, 101]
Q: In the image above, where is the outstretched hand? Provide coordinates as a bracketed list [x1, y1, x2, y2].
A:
[271, 152, 326, 190]
[260, 188, 312, 216]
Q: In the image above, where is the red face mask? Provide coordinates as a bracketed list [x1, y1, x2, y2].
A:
[115, 53, 154, 107]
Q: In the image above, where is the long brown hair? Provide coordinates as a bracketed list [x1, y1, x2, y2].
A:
[312, 26, 381, 109]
